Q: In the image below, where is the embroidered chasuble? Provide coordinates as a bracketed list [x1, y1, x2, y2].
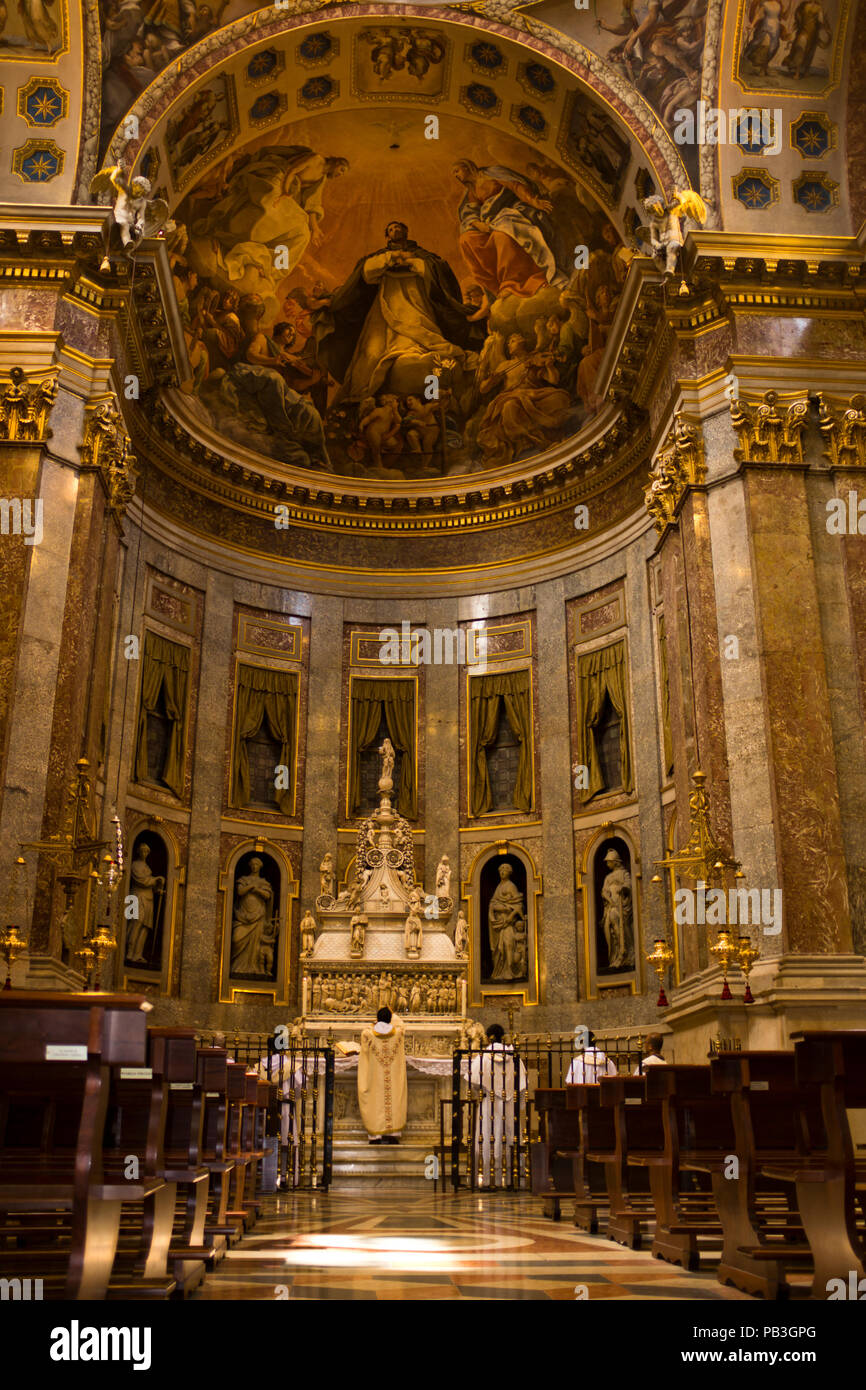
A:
[358, 1016, 408, 1135]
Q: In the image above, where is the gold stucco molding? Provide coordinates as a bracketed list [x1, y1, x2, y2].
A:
[730, 390, 810, 467]
[0, 366, 58, 443]
[818, 393, 866, 470]
[79, 396, 138, 520]
[643, 412, 705, 533]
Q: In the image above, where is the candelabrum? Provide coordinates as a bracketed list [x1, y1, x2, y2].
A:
[708, 928, 740, 1000]
[645, 936, 674, 1008]
[738, 934, 760, 1004]
[1, 856, 29, 989]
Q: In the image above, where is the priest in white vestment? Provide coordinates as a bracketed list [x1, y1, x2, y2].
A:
[358, 1007, 408, 1144]
[468, 1024, 527, 1189]
[565, 1025, 618, 1084]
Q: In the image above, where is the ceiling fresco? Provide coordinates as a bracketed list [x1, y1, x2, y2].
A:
[168, 103, 630, 478]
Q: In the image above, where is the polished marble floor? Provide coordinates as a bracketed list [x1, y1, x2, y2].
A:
[195, 1191, 761, 1301]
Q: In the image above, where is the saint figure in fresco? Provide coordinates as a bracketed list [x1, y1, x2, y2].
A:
[312, 221, 486, 404]
[451, 160, 568, 301]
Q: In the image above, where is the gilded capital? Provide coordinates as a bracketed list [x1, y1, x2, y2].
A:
[817, 393, 866, 470]
[80, 396, 138, 519]
[644, 412, 705, 533]
[730, 390, 809, 466]
[0, 367, 58, 442]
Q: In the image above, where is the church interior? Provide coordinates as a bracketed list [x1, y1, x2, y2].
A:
[1, 0, 866, 1337]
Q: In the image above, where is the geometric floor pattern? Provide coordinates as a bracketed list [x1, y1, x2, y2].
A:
[194, 1191, 758, 1300]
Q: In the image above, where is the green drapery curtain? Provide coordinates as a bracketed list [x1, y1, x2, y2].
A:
[576, 639, 633, 801]
[134, 631, 190, 798]
[232, 665, 298, 814]
[469, 669, 534, 817]
[658, 615, 674, 778]
[349, 678, 417, 818]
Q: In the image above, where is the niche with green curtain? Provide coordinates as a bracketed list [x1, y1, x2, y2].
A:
[469, 669, 534, 817]
[576, 639, 634, 801]
[133, 631, 190, 799]
[231, 664, 298, 815]
[348, 678, 417, 819]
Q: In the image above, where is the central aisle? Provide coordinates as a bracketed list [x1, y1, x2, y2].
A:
[194, 1193, 755, 1301]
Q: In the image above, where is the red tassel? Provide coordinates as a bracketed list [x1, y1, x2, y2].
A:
[743, 981, 754, 1004]
[657, 984, 668, 1008]
[720, 978, 732, 1000]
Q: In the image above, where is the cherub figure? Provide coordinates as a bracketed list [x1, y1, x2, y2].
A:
[359, 394, 403, 470]
[638, 189, 707, 276]
[90, 164, 171, 273]
[403, 395, 441, 455]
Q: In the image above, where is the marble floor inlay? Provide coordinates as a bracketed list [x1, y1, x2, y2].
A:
[194, 1192, 760, 1301]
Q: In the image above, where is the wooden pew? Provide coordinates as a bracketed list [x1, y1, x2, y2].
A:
[147, 1026, 216, 1291]
[530, 1088, 581, 1220]
[763, 1031, 866, 1298]
[197, 1046, 242, 1247]
[0, 991, 163, 1300]
[641, 1064, 728, 1270]
[565, 1083, 614, 1234]
[708, 1051, 819, 1298]
[594, 1075, 658, 1249]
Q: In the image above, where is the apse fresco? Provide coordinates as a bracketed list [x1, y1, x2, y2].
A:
[170, 109, 631, 478]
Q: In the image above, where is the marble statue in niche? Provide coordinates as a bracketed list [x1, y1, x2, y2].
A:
[379, 736, 395, 785]
[230, 853, 279, 978]
[596, 839, 635, 974]
[487, 861, 528, 981]
[125, 835, 167, 967]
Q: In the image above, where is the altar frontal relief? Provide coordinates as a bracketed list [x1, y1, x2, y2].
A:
[172, 106, 628, 479]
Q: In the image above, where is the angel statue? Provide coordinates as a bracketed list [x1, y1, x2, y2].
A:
[638, 189, 707, 278]
[89, 165, 172, 273]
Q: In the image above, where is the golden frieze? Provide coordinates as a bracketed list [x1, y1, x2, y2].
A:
[818, 393, 866, 470]
[730, 390, 809, 466]
[0, 367, 58, 443]
[643, 411, 705, 533]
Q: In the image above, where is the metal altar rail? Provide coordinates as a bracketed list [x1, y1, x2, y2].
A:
[447, 1033, 644, 1193]
[197, 1031, 335, 1191]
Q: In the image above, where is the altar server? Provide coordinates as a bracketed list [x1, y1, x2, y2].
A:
[358, 1007, 408, 1144]
[469, 1023, 527, 1190]
[633, 1033, 666, 1074]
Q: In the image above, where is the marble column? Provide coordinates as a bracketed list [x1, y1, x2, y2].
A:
[535, 579, 577, 1009]
[421, 597, 459, 911]
[299, 593, 345, 992]
[180, 569, 235, 1010]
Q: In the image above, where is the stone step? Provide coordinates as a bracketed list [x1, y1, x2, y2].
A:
[330, 1140, 438, 1188]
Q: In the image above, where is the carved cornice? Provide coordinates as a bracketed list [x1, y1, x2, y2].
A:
[730, 391, 810, 466]
[644, 412, 705, 533]
[79, 396, 138, 520]
[0, 367, 58, 443]
[818, 393, 866, 470]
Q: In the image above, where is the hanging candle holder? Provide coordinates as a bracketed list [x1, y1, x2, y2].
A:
[709, 928, 738, 1000]
[645, 936, 674, 1008]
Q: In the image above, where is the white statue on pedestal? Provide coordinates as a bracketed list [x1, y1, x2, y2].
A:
[319, 852, 335, 898]
[435, 854, 451, 898]
[300, 909, 317, 958]
[379, 737, 395, 785]
[454, 908, 469, 958]
[350, 912, 367, 958]
[404, 910, 423, 958]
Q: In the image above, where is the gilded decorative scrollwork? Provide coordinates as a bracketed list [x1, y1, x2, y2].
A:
[817, 393, 866, 470]
[643, 412, 705, 533]
[0, 367, 58, 442]
[730, 390, 809, 466]
[79, 397, 138, 520]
